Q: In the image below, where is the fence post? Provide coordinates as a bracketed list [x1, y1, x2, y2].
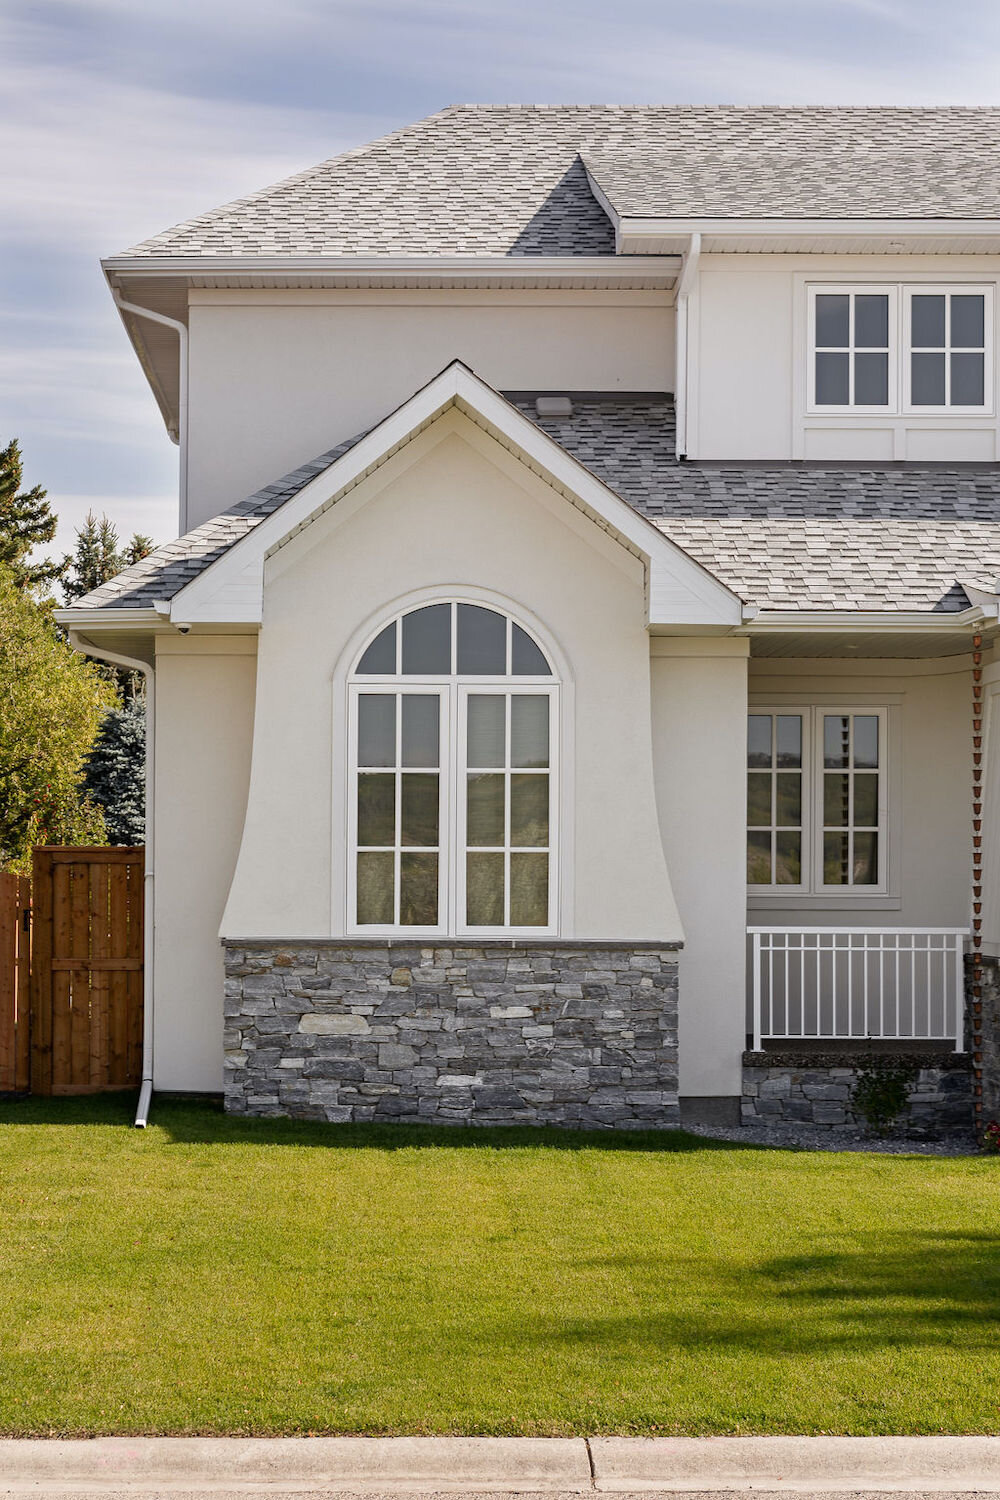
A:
[955, 935, 966, 1053]
[752, 931, 762, 1051]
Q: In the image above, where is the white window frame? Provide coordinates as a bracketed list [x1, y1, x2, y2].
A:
[346, 601, 559, 939]
[807, 285, 898, 414]
[902, 284, 994, 416]
[806, 282, 993, 418]
[748, 706, 890, 898]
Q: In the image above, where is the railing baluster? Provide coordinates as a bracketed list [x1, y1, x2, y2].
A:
[752, 931, 762, 1052]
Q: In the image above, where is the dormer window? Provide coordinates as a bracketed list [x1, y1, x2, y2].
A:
[808, 284, 993, 416]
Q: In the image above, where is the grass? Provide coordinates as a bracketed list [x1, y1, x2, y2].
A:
[0, 1093, 998, 1436]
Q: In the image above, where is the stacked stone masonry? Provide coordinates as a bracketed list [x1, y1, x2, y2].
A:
[224, 941, 680, 1128]
[980, 957, 1000, 1122]
[742, 1050, 973, 1130]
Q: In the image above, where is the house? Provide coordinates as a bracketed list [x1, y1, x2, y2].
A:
[60, 105, 1000, 1131]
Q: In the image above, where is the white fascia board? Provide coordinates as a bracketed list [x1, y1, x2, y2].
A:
[618, 216, 1000, 249]
[744, 605, 1000, 634]
[170, 362, 742, 629]
[102, 253, 681, 285]
[52, 606, 166, 631]
[580, 164, 623, 253]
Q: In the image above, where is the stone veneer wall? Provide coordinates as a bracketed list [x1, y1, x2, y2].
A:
[224, 940, 680, 1128]
[742, 1049, 973, 1131]
[981, 957, 1000, 1122]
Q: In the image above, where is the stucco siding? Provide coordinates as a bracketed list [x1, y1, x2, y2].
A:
[153, 636, 257, 1091]
[185, 290, 675, 528]
[222, 409, 682, 945]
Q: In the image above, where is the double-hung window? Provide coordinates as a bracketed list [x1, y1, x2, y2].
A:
[808, 283, 992, 414]
[349, 601, 557, 936]
[747, 708, 887, 894]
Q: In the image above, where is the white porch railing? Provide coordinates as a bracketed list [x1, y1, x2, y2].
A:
[748, 927, 967, 1052]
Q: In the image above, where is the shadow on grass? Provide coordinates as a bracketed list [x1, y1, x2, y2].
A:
[537, 1231, 1000, 1355]
[0, 1091, 745, 1153]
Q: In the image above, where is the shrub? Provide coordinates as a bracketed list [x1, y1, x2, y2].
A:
[851, 1062, 919, 1135]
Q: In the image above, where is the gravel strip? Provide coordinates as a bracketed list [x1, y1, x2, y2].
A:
[684, 1120, 981, 1156]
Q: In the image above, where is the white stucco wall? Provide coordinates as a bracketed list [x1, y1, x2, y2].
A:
[185, 290, 675, 528]
[746, 657, 972, 929]
[222, 408, 682, 945]
[650, 640, 750, 1099]
[153, 635, 256, 1091]
[690, 253, 1000, 462]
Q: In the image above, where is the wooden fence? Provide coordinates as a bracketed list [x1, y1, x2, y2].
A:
[0, 873, 31, 1092]
[0, 848, 144, 1096]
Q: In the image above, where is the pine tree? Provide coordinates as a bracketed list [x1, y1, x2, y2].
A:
[82, 699, 145, 846]
[0, 439, 66, 592]
[63, 512, 154, 602]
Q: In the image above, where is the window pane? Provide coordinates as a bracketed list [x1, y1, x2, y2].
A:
[747, 714, 772, 768]
[467, 851, 504, 925]
[456, 604, 507, 674]
[951, 294, 985, 349]
[951, 352, 985, 406]
[776, 773, 801, 828]
[854, 716, 879, 769]
[912, 294, 945, 348]
[747, 831, 772, 884]
[512, 623, 551, 676]
[816, 352, 849, 405]
[358, 774, 395, 846]
[824, 831, 850, 885]
[824, 773, 850, 828]
[357, 851, 393, 924]
[510, 853, 548, 926]
[401, 604, 451, 674]
[747, 772, 772, 826]
[855, 294, 888, 348]
[357, 622, 396, 674]
[401, 694, 439, 767]
[511, 695, 549, 768]
[912, 351, 945, 405]
[357, 694, 395, 767]
[853, 831, 878, 885]
[511, 775, 548, 846]
[824, 715, 850, 768]
[400, 852, 438, 925]
[400, 773, 438, 847]
[854, 352, 888, 405]
[815, 293, 849, 347]
[467, 773, 505, 846]
[467, 695, 505, 768]
[775, 831, 801, 885]
[776, 715, 801, 768]
[854, 773, 878, 828]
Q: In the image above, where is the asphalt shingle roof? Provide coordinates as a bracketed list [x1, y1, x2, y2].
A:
[70, 395, 1000, 616]
[117, 106, 1000, 260]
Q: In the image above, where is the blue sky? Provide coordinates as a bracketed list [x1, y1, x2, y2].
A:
[3, 0, 1000, 555]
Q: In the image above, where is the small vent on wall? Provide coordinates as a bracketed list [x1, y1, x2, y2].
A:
[535, 396, 573, 419]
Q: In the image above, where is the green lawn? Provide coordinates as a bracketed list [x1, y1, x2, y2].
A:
[0, 1094, 997, 1437]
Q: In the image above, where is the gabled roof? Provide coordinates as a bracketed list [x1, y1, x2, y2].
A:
[113, 106, 1000, 261]
[65, 382, 1000, 620]
[66, 363, 740, 630]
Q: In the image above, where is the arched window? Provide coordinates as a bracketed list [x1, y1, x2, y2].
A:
[348, 600, 557, 935]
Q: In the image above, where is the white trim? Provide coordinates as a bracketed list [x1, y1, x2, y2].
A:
[104, 254, 682, 286]
[168, 360, 742, 629]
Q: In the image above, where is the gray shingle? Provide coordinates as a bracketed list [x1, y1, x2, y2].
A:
[68, 394, 1000, 617]
[116, 106, 1000, 260]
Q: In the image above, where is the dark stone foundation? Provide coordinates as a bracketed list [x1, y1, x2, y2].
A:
[741, 1047, 973, 1131]
[223, 940, 680, 1128]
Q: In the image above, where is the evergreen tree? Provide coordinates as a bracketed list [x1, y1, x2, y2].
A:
[0, 438, 66, 592]
[82, 699, 145, 846]
[63, 511, 155, 601]
[0, 564, 112, 869]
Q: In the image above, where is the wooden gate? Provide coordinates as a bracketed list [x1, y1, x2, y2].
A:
[30, 847, 144, 1095]
[0, 873, 31, 1092]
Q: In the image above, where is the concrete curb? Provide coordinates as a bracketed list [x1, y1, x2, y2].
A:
[1, 1435, 1000, 1495]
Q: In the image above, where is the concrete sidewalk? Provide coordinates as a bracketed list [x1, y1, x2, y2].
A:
[1, 1436, 1000, 1496]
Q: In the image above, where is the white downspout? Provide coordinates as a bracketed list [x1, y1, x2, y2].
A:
[112, 293, 189, 534]
[673, 231, 701, 460]
[69, 633, 155, 1128]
